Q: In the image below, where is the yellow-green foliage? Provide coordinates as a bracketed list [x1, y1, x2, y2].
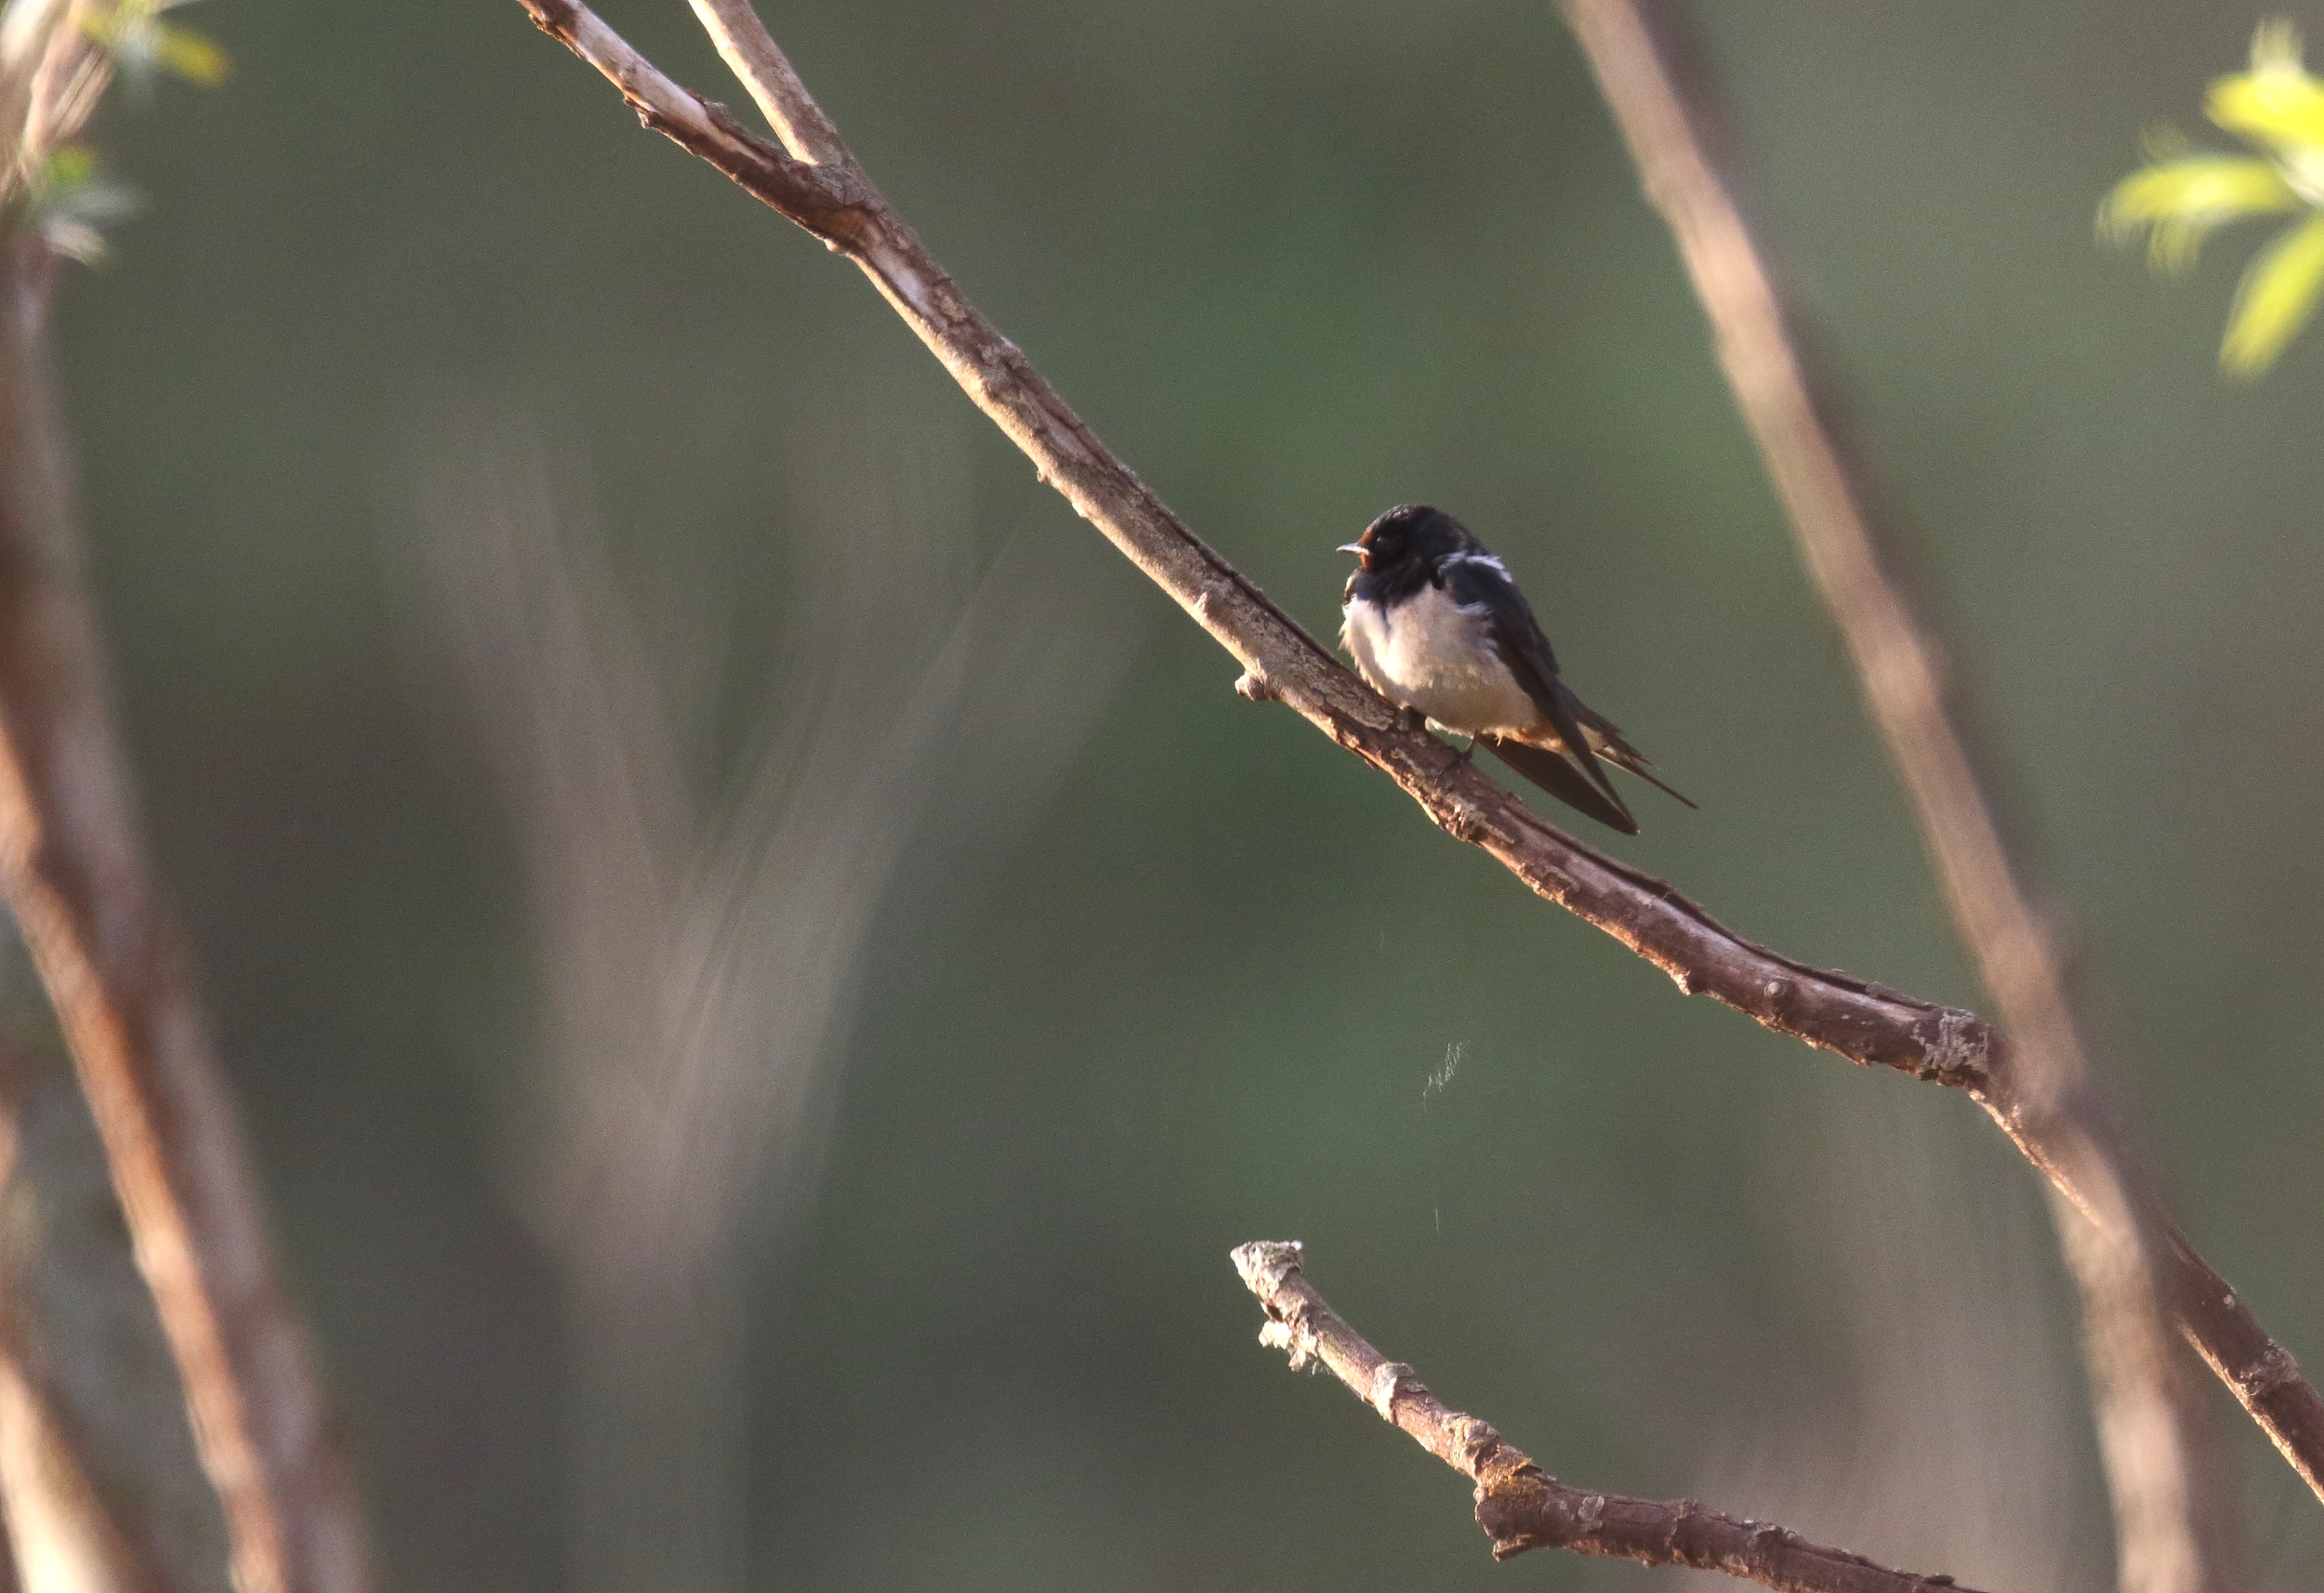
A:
[3, 0, 229, 262]
[2103, 20, 2324, 375]
[28, 143, 135, 264]
[84, 0, 231, 88]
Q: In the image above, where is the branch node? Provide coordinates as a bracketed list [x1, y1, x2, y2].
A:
[1449, 1413, 1507, 1473]
[1231, 1238, 1303, 1294]
[2237, 1343, 2305, 1401]
[1367, 1360, 1419, 1417]
[1444, 803, 1488, 845]
[1235, 1241, 1324, 1370]
[1255, 1317, 1313, 1370]
[1911, 1007, 1987, 1086]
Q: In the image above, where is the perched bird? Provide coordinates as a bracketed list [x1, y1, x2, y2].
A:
[1339, 503, 1692, 836]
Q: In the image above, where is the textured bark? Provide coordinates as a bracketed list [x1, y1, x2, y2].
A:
[509, 0, 2324, 1508]
[1234, 1243, 1987, 1593]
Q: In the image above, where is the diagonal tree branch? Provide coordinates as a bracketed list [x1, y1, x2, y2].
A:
[1232, 1242, 1987, 1593]
[1551, 6, 2238, 1589]
[687, 0, 851, 167]
[508, 0, 2324, 1506]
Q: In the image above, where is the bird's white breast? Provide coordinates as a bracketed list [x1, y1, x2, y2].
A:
[1341, 585, 1539, 737]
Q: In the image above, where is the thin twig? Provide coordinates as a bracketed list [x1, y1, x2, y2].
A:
[0, 1348, 157, 1593]
[0, 1026, 234, 1593]
[0, 239, 369, 1593]
[1550, 5, 2238, 1587]
[685, 0, 851, 167]
[508, 0, 2324, 1505]
[0, 20, 368, 1593]
[1232, 1242, 1987, 1593]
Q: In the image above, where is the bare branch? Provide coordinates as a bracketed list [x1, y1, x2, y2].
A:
[0, 299, 370, 1593]
[0, 1351, 133, 1593]
[0, 1027, 231, 1593]
[1233, 1242, 1987, 1593]
[508, 0, 2324, 1505]
[0, 214, 369, 1593]
[1550, 4, 2241, 1586]
[685, 0, 851, 167]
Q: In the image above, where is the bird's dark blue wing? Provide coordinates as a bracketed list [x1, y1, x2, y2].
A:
[1557, 684, 1697, 810]
[1484, 737, 1639, 835]
[1438, 554, 1630, 815]
[1438, 553, 1557, 677]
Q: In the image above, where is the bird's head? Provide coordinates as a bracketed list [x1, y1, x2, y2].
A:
[1339, 504, 1471, 575]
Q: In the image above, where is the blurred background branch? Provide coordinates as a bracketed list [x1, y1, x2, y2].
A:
[0, 994, 230, 1593]
[412, 394, 1129, 1593]
[1555, 3, 2262, 1588]
[1692, 1087, 2093, 1591]
[0, 5, 365, 1590]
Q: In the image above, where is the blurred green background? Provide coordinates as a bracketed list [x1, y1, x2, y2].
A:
[38, 1, 2324, 1588]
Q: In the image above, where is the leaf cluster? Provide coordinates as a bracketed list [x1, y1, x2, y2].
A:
[2102, 19, 2324, 375]
[0, 0, 227, 267]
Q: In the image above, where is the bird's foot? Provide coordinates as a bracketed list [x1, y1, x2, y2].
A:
[1440, 732, 1484, 778]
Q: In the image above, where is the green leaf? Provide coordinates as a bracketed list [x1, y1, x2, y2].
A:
[2099, 154, 2299, 272]
[79, 5, 231, 88]
[2209, 20, 2324, 154]
[40, 145, 99, 195]
[25, 144, 138, 267]
[2222, 208, 2324, 374]
[152, 21, 228, 86]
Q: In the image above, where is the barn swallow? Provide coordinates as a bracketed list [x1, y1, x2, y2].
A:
[1339, 503, 1692, 836]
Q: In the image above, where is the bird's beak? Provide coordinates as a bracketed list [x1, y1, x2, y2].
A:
[1337, 541, 1369, 569]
